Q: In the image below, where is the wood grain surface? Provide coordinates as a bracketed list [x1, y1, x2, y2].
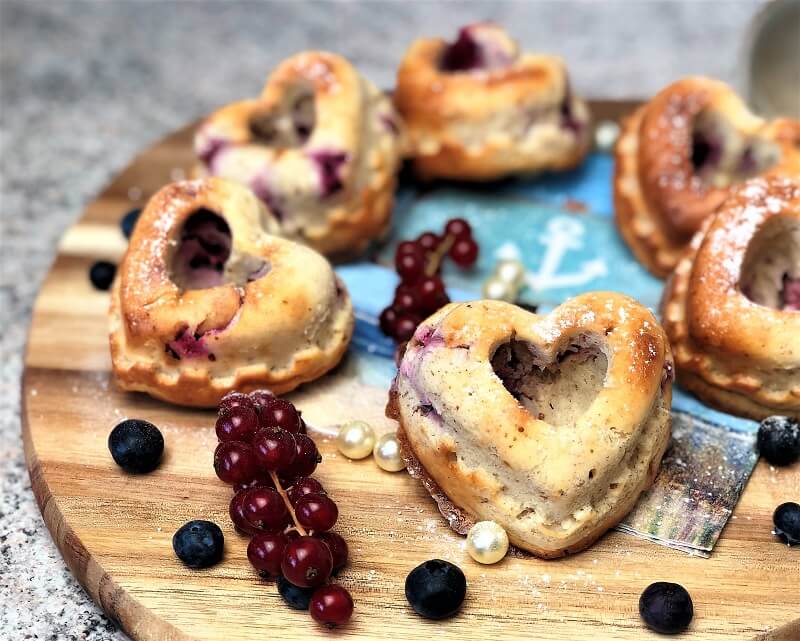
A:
[22, 105, 800, 641]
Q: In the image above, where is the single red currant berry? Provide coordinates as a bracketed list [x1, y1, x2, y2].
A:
[295, 493, 338, 532]
[229, 489, 259, 535]
[379, 306, 399, 337]
[287, 477, 326, 505]
[396, 252, 425, 284]
[259, 398, 302, 433]
[281, 536, 333, 588]
[415, 276, 447, 313]
[213, 441, 259, 485]
[252, 427, 297, 472]
[218, 391, 254, 417]
[309, 584, 354, 628]
[215, 406, 259, 443]
[393, 289, 421, 315]
[247, 531, 288, 577]
[248, 389, 276, 414]
[449, 237, 479, 267]
[316, 531, 348, 571]
[395, 240, 422, 260]
[393, 314, 420, 342]
[243, 487, 288, 531]
[283, 434, 321, 478]
[417, 232, 441, 254]
[444, 218, 472, 240]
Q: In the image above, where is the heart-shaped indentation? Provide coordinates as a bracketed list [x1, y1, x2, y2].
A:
[739, 212, 800, 312]
[389, 293, 673, 558]
[170, 208, 270, 291]
[110, 178, 354, 407]
[690, 109, 781, 190]
[491, 338, 608, 427]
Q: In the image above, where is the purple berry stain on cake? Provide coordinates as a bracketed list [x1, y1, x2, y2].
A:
[380, 113, 400, 135]
[781, 274, 800, 311]
[197, 133, 228, 169]
[309, 150, 348, 197]
[166, 327, 210, 360]
[250, 172, 285, 220]
[440, 24, 514, 72]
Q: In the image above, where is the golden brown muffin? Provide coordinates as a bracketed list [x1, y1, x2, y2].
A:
[395, 23, 591, 181]
[110, 178, 354, 407]
[661, 177, 800, 420]
[387, 293, 673, 558]
[193, 51, 403, 258]
[614, 76, 800, 278]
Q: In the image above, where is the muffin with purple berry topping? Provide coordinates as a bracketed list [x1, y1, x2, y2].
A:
[193, 51, 403, 258]
[394, 23, 591, 182]
[614, 76, 800, 278]
[110, 178, 353, 407]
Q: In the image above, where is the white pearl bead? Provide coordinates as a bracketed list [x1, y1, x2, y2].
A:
[494, 259, 526, 288]
[594, 120, 621, 151]
[336, 421, 376, 460]
[466, 520, 509, 565]
[482, 276, 515, 302]
[372, 432, 406, 472]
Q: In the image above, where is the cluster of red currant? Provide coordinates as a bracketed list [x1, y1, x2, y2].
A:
[213, 390, 353, 628]
[379, 218, 479, 342]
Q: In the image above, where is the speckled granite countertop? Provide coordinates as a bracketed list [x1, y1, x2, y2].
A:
[0, 2, 765, 639]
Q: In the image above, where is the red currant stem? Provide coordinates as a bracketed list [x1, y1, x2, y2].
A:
[425, 234, 454, 277]
[268, 470, 308, 537]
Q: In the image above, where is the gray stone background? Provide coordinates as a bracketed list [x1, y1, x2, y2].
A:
[0, 1, 767, 639]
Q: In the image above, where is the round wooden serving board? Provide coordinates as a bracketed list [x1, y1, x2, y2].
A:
[22, 107, 800, 641]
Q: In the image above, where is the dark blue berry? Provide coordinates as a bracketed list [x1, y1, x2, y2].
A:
[277, 575, 315, 610]
[773, 502, 800, 545]
[172, 520, 224, 569]
[639, 582, 693, 634]
[89, 261, 116, 291]
[405, 559, 466, 620]
[757, 416, 800, 466]
[121, 207, 142, 239]
[108, 419, 164, 473]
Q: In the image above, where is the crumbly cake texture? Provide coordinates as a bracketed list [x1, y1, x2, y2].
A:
[394, 23, 591, 182]
[193, 51, 403, 258]
[661, 177, 800, 420]
[614, 76, 800, 278]
[110, 178, 354, 408]
[387, 293, 673, 558]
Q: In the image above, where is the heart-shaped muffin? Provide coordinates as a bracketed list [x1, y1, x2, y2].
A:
[110, 177, 353, 407]
[193, 51, 402, 258]
[614, 76, 800, 277]
[387, 293, 673, 558]
[661, 177, 800, 420]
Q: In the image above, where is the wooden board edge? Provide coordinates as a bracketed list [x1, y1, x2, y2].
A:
[20, 368, 192, 641]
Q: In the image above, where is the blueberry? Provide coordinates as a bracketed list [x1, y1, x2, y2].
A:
[172, 520, 224, 569]
[277, 575, 315, 610]
[773, 502, 800, 545]
[405, 559, 467, 620]
[89, 261, 116, 291]
[121, 207, 142, 239]
[757, 416, 800, 466]
[639, 582, 694, 634]
[108, 419, 164, 473]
